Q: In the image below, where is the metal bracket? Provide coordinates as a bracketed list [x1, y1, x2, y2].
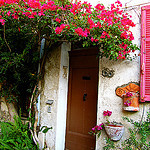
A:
[46, 100, 54, 113]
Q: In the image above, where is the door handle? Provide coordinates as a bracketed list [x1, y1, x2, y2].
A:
[83, 93, 87, 101]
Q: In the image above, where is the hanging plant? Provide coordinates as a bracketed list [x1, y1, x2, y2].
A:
[116, 82, 140, 111]
[89, 110, 124, 141]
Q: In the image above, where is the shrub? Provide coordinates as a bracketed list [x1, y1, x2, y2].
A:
[0, 115, 39, 150]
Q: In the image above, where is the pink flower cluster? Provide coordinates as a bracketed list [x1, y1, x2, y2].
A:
[0, 0, 137, 60]
[75, 28, 90, 37]
[92, 123, 103, 133]
[70, 1, 81, 15]
[103, 110, 112, 116]
[117, 42, 132, 59]
[91, 37, 98, 42]
[125, 92, 133, 97]
[55, 18, 61, 23]
[124, 100, 131, 106]
[121, 31, 134, 41]
[89, 110, 112, 136]
[100, 31, 110, 39]
[0, 18, 5, 25]
[55, 24, 70, 34]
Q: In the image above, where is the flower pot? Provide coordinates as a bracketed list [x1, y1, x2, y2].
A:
[123, 94, 139, 111]
[115, 82, 140, 112]
[104, 124, 124, 141]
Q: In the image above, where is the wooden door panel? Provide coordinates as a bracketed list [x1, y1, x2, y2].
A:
[65, 49, 99, 150]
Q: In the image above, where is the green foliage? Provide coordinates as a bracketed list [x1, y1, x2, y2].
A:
[103, 112, 150, 150]
[0, 22, 39, 112]
[40, 126, 52, 134]
[122, 112, 150, 150]
[103, 138, 115, 150]
[0, 115, 39, 150]
[0, 0, 140, 115]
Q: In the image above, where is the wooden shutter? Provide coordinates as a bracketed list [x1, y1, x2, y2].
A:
[140, 5, 150, 102]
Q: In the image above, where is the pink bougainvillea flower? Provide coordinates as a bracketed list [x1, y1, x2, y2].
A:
[97, 126, 102, 130]
[55, 24, 69, 34]
[92, 127, 95, 131]
[55, 27, 61, 34]
[87, 17, 95, 29]
[28, 0, 41, 9]
[91, 37, 98, 42]
[100, 31, 110, 39]
[70, 2, 81, 15]
[0, 18, 5, 25]
[124, 100, 131, 106]
[55, 18, 61, 23]
[0, 0, 138, 61]
[103, 111, 108, 116]
[38, 11, 45, 16]
[107, 111, 112, 116]
[91, 37, 94, 42]
[7, 11, 11, 16]
[91, 123, 103, 134]
[126, 92, 133, 97]
[75, 27, 88, 37]
[103, 110, 112, 116]
[12, 14, 19, 19]
[95, 4, 105, 11]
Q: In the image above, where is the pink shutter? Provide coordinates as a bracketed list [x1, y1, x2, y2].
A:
[140, 5, 150, 102]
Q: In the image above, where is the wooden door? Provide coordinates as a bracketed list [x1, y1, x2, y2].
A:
[65, 48, 99, 150]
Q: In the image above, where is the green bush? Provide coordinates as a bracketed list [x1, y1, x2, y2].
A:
[0, 115, 39, 150]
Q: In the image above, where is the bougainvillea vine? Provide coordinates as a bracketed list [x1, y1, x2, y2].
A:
[0, 0, 139, 60]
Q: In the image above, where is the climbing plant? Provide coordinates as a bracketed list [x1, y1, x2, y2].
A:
[0, 0, 139, 146]
[0, 0, 139, 102]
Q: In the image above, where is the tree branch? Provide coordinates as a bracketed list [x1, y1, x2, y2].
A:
[4, 25, 12, 52]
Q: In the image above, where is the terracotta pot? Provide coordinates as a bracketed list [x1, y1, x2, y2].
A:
[104, 124, 124, 141]
[115, 82, 140, 112]
[123, 94, 139, 111]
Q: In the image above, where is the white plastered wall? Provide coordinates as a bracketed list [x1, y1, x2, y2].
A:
[38, 42, 71, 150]
[38, 46, 61, 149]
[95, 0, 150, 149]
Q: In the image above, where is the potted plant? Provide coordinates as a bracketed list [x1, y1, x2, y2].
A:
[116, 82, 140, 112]
[89, 110, 124, 141]
[122, 91, 139, 111]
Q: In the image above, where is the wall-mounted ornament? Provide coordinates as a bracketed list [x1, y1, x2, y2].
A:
[102, 68, 115, 78]
[116, 82, 140, 111]
[46, 100, 54, 113]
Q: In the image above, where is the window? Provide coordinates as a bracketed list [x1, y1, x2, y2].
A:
[140, 5, 150, 102]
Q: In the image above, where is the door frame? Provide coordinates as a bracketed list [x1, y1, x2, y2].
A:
[55, 45, 99, 150]
[65, 47, 99, 149]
